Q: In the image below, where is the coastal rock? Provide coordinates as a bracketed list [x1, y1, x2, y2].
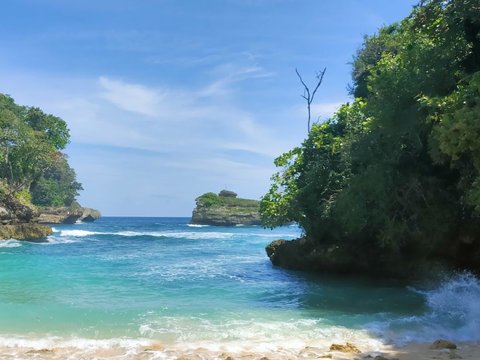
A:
[0, 194, 37, 224]
[38, 206, 101, 224]
[0, 195, 36, 224]
[79, 207, 101, 222]
[430, 340, 457, 350]
[0, 194, 52, 241]
[0, 223, 52, 240]
[191, 191, 261, 226]
[37, 206, 84, 224]
[265, 235, 426, 277]
[329, 343, 360, 353]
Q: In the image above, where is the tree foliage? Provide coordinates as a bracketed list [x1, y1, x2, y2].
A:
[261, 0, 480, 272]
[0, 93, 81, 207]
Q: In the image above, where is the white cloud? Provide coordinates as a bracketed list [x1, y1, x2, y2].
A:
[0, 67, 312, 215]
[99, 77, 163, 117]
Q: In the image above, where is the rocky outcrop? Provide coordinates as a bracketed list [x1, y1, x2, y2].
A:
[0, 194, 52, 240]
[37, 206, 101, 224]
[0, 223, 52, 240]
[191, 190, 261, 226]
[37, 206, 84, 224]
[265, 237, 395, 275]
[265, 235, 473, 277]
[79, 207, 101, 222]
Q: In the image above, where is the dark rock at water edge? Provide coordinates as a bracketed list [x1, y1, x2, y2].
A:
[265, 235, 480, 277]
[191, 190, 261, 226]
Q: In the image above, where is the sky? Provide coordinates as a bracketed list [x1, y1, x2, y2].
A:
[0, 0, 418, 216]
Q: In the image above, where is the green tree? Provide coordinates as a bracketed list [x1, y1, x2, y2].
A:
[0, 93, 82, 207]
[262, 0, 480, 274]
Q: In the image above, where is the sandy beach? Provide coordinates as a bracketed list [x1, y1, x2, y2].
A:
[0, 340, 478, 359]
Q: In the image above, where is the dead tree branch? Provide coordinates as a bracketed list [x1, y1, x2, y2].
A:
[295, 67, 326, 132]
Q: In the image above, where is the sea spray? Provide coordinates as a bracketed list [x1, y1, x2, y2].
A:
[421, 272, 480, 341]
[365, 272, 480, 344]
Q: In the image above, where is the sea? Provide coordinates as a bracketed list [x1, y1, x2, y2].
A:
[0, 217, 478, 358]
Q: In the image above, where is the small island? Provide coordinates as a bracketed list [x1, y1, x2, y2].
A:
[191, 190, 261, 226]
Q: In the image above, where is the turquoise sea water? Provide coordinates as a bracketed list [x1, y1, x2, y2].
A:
[0, 217, 479, 354]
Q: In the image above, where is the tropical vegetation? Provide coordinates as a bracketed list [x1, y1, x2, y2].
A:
[261, 0, 480, 274]
[0, 93, 82, 208]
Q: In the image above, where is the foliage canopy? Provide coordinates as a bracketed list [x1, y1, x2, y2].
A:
[0, 94, 82, 208]
[261, 0, 480, 272]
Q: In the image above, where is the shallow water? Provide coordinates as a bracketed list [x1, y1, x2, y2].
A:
[0, 217, 478, 357]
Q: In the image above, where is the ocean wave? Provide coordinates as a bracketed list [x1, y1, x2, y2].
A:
[0, 240, 22, 248]
[116, 231, 235, 239]
[42, 236, 79, 245]
[0, 332, 385, 360]
[186, 224, 210, 228]
[56, 229, 237, 241]
[365, 272, 480, 344]
[59, 230, 101, 237]
[56, 227, 298, 241]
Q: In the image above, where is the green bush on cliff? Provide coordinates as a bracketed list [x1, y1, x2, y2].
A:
[196, 192, 221, 207]
[197, 192, 259, 209]
[0, 93, 82, 208]
[261, 0, 480, 272]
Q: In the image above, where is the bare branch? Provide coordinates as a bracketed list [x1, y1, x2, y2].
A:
[295, 67, 327, 132]
[311, 67, 326, 102]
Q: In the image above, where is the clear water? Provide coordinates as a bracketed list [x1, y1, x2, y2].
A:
[0, 217, 478, 353]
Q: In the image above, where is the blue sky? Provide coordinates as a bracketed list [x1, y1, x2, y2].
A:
[1, 0, 418, 216]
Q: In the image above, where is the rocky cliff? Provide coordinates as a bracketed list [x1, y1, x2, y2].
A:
[0, 195, 52, 240]
[191, 190, 261, 226]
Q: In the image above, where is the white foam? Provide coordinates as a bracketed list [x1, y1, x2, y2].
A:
[116, 231, 234, 240]
[0, 240, 22, 248]
[59, 230, 100, 237]
[43, 236, 79, 245]
[0, 333, 386, 359]
[366, 272, 480, 345]
[422, 272, 480, 341]
[56, 228, 297, 241]
[187, 224, 210, 228]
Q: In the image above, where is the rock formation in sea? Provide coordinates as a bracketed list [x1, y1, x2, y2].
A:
[0, 196, 101, 240]
[0, 195, 52, 240]
[191, 190, 261, 226]
[37, 206, 101, 224]
[79, 207, 102, 222]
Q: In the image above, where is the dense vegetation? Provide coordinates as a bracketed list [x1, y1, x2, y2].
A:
[196, 192, 259, 208]
[0, 94, 82, 208]
[261, 0, 480, 274]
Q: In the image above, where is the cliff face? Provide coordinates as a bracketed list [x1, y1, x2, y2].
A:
[191, 191, 261, 226]
[0, 195, 52, 240]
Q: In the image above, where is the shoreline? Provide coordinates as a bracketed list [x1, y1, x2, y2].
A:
[0, 338, 478, 359]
